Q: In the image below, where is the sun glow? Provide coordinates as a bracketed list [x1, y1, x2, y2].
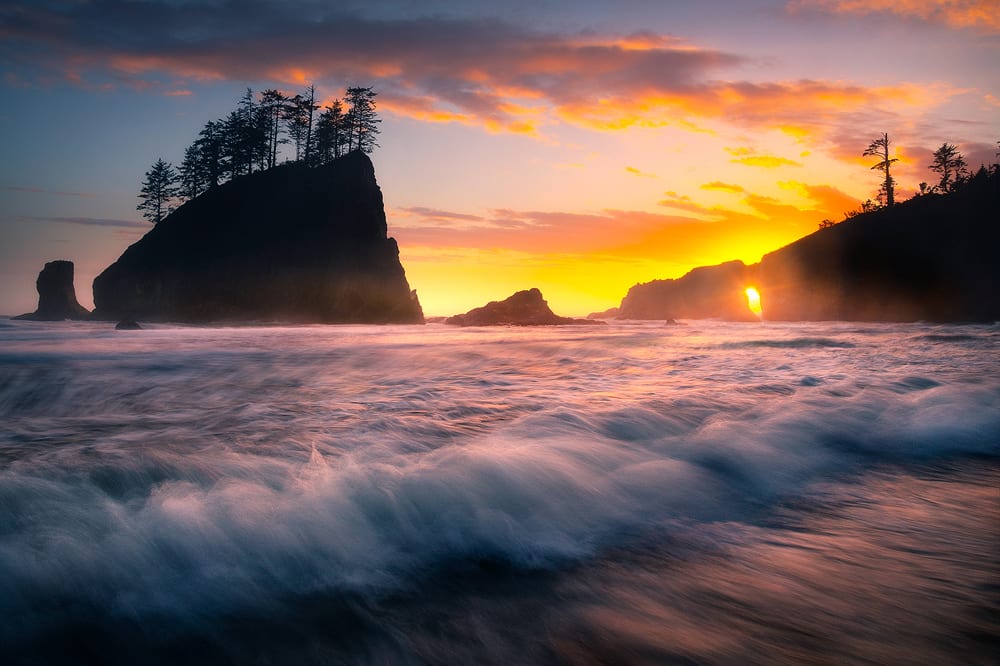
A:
[745, 286, 763, 318]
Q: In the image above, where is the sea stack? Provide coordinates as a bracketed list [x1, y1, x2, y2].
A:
[13, 260, 91, 321]
[92, 151, 423, 324]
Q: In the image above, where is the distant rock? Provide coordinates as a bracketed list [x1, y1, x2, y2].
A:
[618, 261, 759, 321]
[115, 319, 142, 330]
[92, 151, 423, 324]
[446, 288, 603, 326]
[587, 306, 620, 320]
[13, 260, 91, 321]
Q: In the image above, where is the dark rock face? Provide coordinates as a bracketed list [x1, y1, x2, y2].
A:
[617, 261, 760, 321]
[92, 152, 423, 324]
[446, 288, 601, 326]
[759, 171, 1000, 322]
[13, 260, 91, 321]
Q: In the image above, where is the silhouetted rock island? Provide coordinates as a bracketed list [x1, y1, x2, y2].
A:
[618, 169, 999, 322]
[446, 288, 602, 326]
[13, 260, 91, 321]
[92, 152, 423, 324]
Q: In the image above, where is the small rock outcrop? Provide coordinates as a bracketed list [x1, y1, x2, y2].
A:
[13, 260, 91, 321]
[92, 151, 423, 324]
[115, 319, 142, 330]
[446, 288, 601, 326]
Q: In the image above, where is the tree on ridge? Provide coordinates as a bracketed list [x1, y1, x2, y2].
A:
[137, 158, 180, 225]
[863, 133, 898, 207]
[928, 143, 968, 193]
[345, 86, 381, 154]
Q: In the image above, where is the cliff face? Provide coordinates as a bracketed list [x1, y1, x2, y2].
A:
[758, 171, 999, 322]
[618, 261, 759, 321]
[92, 152, 423, 323]
[14, 260, 91, 321]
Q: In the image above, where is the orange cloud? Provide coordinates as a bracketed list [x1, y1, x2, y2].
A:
[6, 5, 945, 147]
[625, 166, 657, 178]
[701, 182, 746, 193]
[731, 155, 803, 168]
[4, 4, 974, 167]
[789, 0, 1000, 33]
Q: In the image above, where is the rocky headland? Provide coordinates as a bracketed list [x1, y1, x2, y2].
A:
[618, 169, 999, 322]
[91, 151, 423, 324]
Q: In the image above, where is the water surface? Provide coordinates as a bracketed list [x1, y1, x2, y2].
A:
[1, 320, 997, 663]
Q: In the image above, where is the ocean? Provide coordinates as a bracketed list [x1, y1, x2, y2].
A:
[1, 319, 997, 664]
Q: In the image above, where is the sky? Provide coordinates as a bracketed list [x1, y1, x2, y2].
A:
[1, 0, 997, 317]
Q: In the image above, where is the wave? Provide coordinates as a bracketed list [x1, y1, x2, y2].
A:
[717, 337, 856, 349]
[2, 382, 997, 635]
[916, 333, 988, 343]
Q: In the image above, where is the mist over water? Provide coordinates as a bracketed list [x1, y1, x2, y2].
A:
[1, 320, 998, 663]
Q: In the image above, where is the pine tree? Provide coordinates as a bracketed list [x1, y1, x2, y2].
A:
[302, 84, 318, 165]
[259, 89, 288, 169]
[315, 100, 349, 164]
[928, 143, 968, 193]
[194, 120, 225, 189]
[345, 86, 380, 154]
[178, 144, 206, 201]
[137, 158, 180, 224]
[863, 133, 898, 207]
[284, 93, 309, 162]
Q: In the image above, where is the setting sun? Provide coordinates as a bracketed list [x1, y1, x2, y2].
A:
[745, 286, 763, 318]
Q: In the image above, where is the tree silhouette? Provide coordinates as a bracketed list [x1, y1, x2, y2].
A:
[259, 89, 288, 169]
[315, 100, 349, 164]
[178, 144, 207, 201]
[929, 143, 968, 193]
[137, 158, 179, 224]
[863, 132, 898, 207]
[284, 88, 319, 163]
[302, 85, 318, 165]
[345, 86, 380, 153]
[194, 120, 225, 189]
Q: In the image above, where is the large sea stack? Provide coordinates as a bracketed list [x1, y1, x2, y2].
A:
[13, 260, 91, 321]
[92, 152, 423, 324]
